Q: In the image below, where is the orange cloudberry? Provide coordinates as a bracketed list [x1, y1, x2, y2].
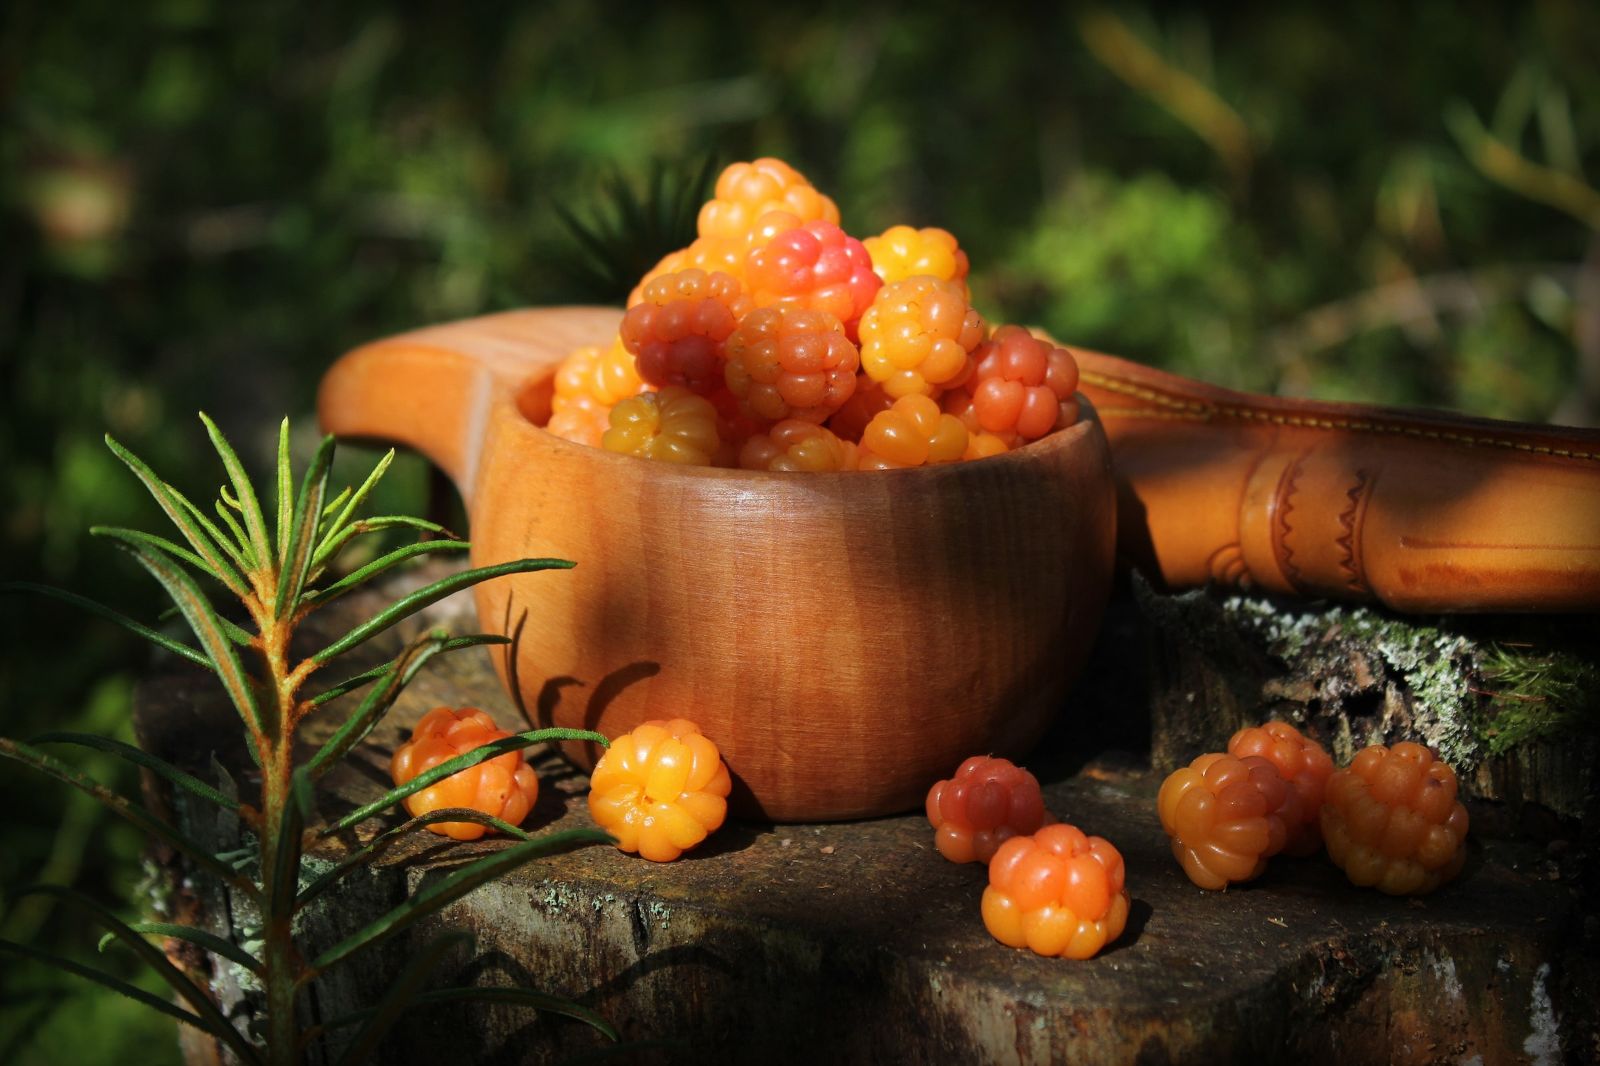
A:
[739, 420, 858, 472]
[1321, 741, 1469, 895]
[620, 269, 752, 395]
[924, 756, 1051, 865]
[588, 718, 732, 862]
[723, 305, 860, 424]
[857, 395, 969, 469]
[1157, 753, 1292, 890]
[698, 158, 839, 245]
[389, 707, 539, 841]
[857, 276, 985, 398]
[546, 342, 646, 447]
[601, 387, 721, 466]
[862, 224, 970, 291]
[982, 823, 1130, 960]
[630, 236, 748, 305]
[1227, 721, 1334, 856]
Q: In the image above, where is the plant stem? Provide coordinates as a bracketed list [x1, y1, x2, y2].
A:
[257, 603, 305, 1066]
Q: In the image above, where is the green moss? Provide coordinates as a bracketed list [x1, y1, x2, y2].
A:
[1476, 645, 1600, 755]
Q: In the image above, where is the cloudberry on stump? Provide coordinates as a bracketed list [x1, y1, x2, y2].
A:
[587, 719, 732, 862]
[982, 823, 1130, 960]
[1158, 752, 1293, 890]
[924, 756, 1051, 864]
[1321, 742, 1469, 895]
[1227, 721, 1334, 856]
[389, 707, 539, 841]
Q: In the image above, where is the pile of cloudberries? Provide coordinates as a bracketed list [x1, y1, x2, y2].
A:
[545, 158, 1081, 471]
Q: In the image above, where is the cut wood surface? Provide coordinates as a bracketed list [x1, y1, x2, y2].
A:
[133, 570, 1595, 1065]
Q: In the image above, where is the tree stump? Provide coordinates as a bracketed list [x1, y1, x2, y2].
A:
[132, 568, 1598, 1064]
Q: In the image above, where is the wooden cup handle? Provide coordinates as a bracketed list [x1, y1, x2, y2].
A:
[316, 307, 624, 504]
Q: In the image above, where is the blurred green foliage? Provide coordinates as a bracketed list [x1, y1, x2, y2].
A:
[3, 1, 1599, 1061]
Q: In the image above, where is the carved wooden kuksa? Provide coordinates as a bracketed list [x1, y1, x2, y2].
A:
[317, 307, 1117, 821]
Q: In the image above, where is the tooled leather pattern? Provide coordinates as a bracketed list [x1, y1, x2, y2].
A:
[1271, 451, 1310, 595]
[1080, 369, 1600, 462]
[1335, 470, 1376, 596]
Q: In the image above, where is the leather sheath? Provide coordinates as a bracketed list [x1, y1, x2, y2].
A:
[1070, 349, 1600, 613]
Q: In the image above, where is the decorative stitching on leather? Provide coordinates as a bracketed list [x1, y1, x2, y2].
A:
[1273, 452, 1309, 593]
[1335, 469, 1375, 596]
[1081, 370, 1600, 461]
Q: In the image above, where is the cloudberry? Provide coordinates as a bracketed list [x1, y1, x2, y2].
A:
[1158, 753, 1292, 890]
[389, 707, 539, 841]
[546, 342, 647, 447]
[924, 756, 1051, 865]
[961, 326, 1082, 441]
[862, 224, 970, 291]
[1227, 721, 1334, 856]
[857, 276, 985, 398]
[587, 718, 732, 862]
[698, 159, 839, 245]
[1321, 742, 1469, 895]
[630, 236, 748, 304]
[739, 420, 858, 472]
[601, 387, 721, 466]
[620, 269, 752, 394]
[745, 215, 881, 337]
[723, 305, 860, 424]
[982, 823, 1129, 960]
[857, 395, 968, 469]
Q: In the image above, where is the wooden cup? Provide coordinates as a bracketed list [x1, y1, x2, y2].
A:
[317, 307, 1116, 821]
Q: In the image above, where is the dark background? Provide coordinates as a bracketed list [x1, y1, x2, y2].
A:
[2, 2, 1597, 1061]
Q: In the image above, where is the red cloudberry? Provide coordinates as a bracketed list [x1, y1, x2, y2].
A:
[823, 375, 894, 443]
[588, 719, 732, 862]
[723, 305, 860, 424]
[621, 269, 752, 395]
[982, 823, 1130, 960]
[1321, 742, 1469, 895]
[958, 326, 1081, 442]
[924, 756, 1051, 865]
[1157, 753, 1292, 890]
[389, 707, 539, 841]
[744, 215, 881, 338]
[1227, 721, 1334, 856]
